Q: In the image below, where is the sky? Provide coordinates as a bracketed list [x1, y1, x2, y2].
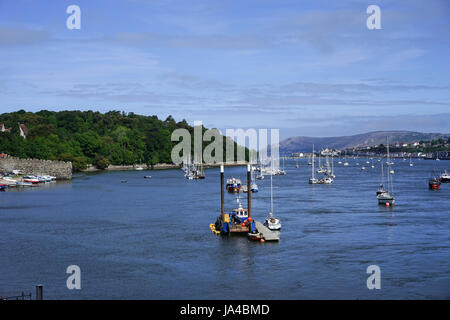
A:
[0, 0, 449, 139]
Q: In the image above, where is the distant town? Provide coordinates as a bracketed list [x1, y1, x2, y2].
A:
[290, 137, 450, 160]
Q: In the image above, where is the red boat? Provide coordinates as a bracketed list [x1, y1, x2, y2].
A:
[0, 184, 6, 191]
[429, 178, 441, 190]
[226, 178, 242, 193]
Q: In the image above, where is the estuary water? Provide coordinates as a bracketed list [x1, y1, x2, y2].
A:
[0, 159, 449, 299]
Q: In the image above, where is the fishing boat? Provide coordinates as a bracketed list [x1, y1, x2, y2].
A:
[309, 145, 319, 184]
[439, 170, 450, 182]
[212, 165, 256, 236]
[226, 178, 242, 193]
[264, 163, 281, 231]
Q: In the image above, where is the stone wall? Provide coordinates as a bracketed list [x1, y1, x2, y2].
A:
[0, 157, 72, 180]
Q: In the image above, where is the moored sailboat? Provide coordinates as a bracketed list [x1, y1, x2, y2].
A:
[377, 137, 395, 206]
[264, 160, 281, 231]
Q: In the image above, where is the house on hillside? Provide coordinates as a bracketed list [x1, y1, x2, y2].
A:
[19, 123, 28, 139]
[0, 123, 12, 133]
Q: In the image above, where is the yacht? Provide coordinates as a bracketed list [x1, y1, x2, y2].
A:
[264, 167, 281, 231]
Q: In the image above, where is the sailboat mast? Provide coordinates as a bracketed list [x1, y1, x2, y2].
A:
[270, 159, 274, 213]
[312, 145, 315, 179]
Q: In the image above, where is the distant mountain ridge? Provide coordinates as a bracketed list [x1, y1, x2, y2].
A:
[280, 131, 450, 153]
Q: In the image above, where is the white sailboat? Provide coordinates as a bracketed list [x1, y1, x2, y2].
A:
[343, 150, 349, 166]
[317, 153, 326, 173]
[377, 137, 395, 206]
[264, 160, 281, 231]
[309, 145, 319, 184]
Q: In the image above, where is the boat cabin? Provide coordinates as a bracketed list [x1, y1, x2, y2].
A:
[231, 207, 248, 223]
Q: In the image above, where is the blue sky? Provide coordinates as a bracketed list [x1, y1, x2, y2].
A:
[0, 0, 449, 138]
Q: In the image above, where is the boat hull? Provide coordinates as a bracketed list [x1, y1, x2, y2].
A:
[429, 182, 441, 190]
[226, 185, 241, 193]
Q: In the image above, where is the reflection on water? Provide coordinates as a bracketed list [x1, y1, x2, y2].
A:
[0, 159, 449, 299]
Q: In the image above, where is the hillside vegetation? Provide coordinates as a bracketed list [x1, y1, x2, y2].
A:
[0, 110, 245, 171]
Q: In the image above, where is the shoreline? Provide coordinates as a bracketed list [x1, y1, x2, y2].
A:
[81, 162, 249, 173]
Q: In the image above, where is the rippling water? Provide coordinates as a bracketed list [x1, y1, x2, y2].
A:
[0, 159, 449, 299]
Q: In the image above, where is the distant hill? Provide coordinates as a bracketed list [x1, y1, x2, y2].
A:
[280, 131, 450, 153]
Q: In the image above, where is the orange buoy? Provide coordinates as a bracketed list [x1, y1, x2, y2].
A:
[260, 238, 265, 243]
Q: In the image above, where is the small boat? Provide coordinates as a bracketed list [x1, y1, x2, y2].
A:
[319, 176, 333, 184]
[377, 192, 395, 206]
[121, 180, 127, 183]
[247, 231, 264, 241]
[36, 176, 47, 183]
[309, 177, 319, 184]
[439, 170, 450, 183]
[2, 177, 17, 186]
[23, 176, 39, 184]
[144, 175, 152, 179]
[0, 184, 6, 191]
[135, 167, 144, 171]
[377, 137, 395, 206]
[226, 178, 242, 193]
[264, 214, 281, 231]
[429, 178, 441, 190]
[16, 181, 33, 187]
[361, 166, 366, 171]
[309, 145, 319, 184]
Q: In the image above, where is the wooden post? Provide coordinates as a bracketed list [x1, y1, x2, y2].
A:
[36, 284, 43, 300]
[220, 165, 224, 222]
[247, 164, 251, 220]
